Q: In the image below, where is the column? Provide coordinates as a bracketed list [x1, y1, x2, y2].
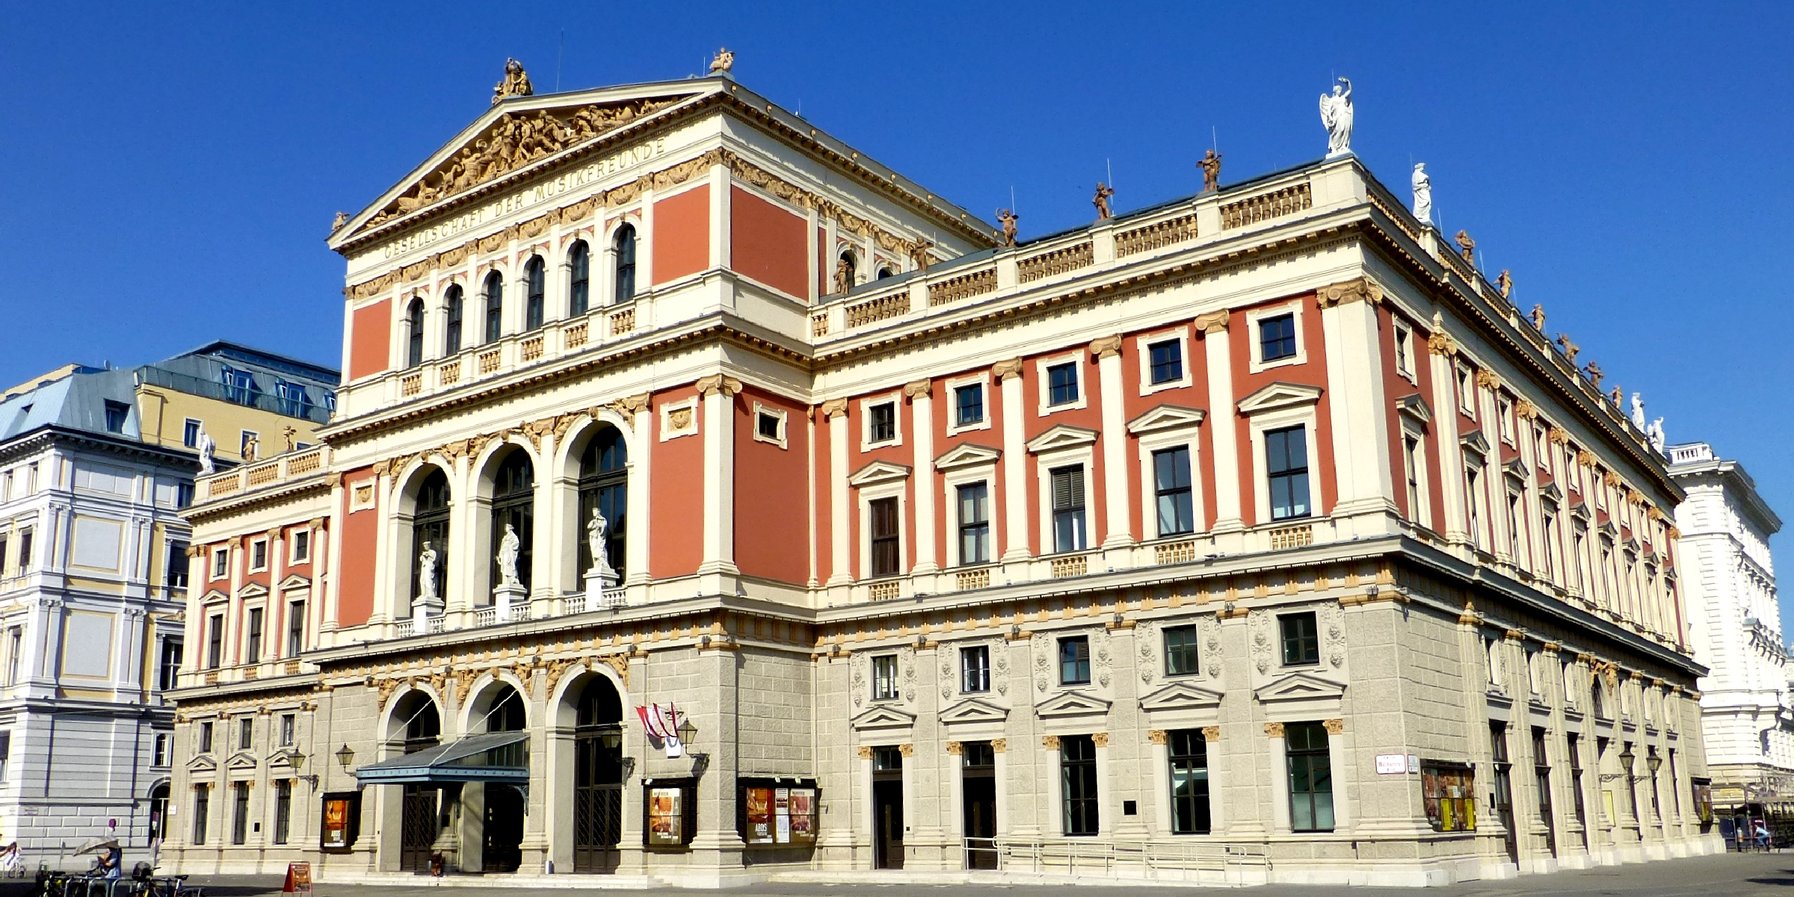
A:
[266, 527, 285, 660]
[1316, 280, 1397, 530]
[907, 381, 938, 575]
[696, 375, 741, 577]
[322, 479, 346, 640]
[1427, 327, 1469, 545]
[618, 394, 654, 588]
[995, 359, 1029, 563]
[1090, 335, 1134, 553]
[1195, 312, 1243, 533]
[823, 400, 851, 587]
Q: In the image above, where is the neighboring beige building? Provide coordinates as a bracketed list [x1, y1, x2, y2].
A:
[164, 64, 1717, 887]
[0, 342, 335, 859]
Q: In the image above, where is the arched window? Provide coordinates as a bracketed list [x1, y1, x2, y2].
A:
[567, 241, 591, 316]
[572, 677, 624, 869]
[612, 225, 637, 304]
[405, 298, 425, 367]
[491, 450, 534, 591]
[876, 265, 895, 280]
[487, 686, 526, 732]
[578, 427, 627, 579]
[443, 285, 464, 355]
[524, 256, 546, 330]
[838, 249, 858, 292]
[411, 469, 450, 602]
[483, 271, 505, 343]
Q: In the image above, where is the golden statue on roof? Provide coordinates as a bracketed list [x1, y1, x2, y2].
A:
[493, 58, 534, 104]
[710, 48, 735, 75]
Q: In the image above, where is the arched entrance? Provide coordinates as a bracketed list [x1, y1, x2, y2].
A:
[571, 676, 624, 872]
[147, 781, 170, 846]
[480, 685, 527, 873]
[391, 692, 442, 873]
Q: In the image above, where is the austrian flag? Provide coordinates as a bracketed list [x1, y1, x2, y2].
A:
[636, 702, 683, 757]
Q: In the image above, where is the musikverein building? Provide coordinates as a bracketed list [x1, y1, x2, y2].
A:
[0, 342, 336, 857]
[161, 61, 1719, 887]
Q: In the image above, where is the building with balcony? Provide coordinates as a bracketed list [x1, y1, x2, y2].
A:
[1668, 442, 1790, 811]
[163, 65, 1717, 886]
[0, 342, 336, 856]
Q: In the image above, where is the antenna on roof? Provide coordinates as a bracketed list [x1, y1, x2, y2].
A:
[1106, 158, 1114, 189]
[1010, 185, 1017, 214]
[555, 29, 565, 92]
[1211, 126, 1218, 153]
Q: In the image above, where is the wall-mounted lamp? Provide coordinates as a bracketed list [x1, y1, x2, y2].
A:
[289, 750, 319, 789]
[335, 743, 356, 772]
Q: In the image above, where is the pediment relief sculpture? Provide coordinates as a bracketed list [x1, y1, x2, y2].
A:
[364, 97, 681, 229]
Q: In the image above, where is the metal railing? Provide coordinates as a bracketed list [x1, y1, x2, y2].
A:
[980, 836, 1269, 879]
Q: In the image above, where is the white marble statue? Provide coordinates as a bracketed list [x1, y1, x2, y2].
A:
[1318, 76, 1354, 156]
[1630, 392, 1646, 430]
[1411, 163, 1432, 225]
[497, 523, 521, 586]
[586, 508, 609, 574]
[1647, 417, 1666, 454]
[197, 427, 216, 474]
[418, 541, 438, 600]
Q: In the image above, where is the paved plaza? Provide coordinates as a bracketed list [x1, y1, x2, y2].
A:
[9, 851, 1792, 897]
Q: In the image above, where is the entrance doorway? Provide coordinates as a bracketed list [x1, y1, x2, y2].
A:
[572, 677, 624, 873]
[1490, 722, 1519, 864]
[393, 693, 442, 873]
[481, 686, 527, 873]
[961, 741, 997, 869]
[872, 746, 904, 870]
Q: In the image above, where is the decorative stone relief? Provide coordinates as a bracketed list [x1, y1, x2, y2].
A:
[993, 639, 1009, 695]
[1321, 601, 1347, 669]
[939, 650, 955, 701]
[1200, 615, 1223, 678]
[1032, 633, 1051, 693]
[1095, 632, 1113, 688]
[850, 653, 868, 708]
[900, 646, 918, 703]
[1148, 729, 1168, 745]
[1137, 624, 1157, 683]
[1247, 609, 1273, 674]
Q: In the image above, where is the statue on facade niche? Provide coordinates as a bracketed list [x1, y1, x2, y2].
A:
[1410, 163, 1431, 224]
[1630, 393, 1647, 429]
[1584, 360, 1604, 387]
[1556, 333, 1579, 363]
[1198, 149, 1223, 193]
[1496, 269, 1512, 299]
[418, 541, 439, 600]
[709, 48, 735, 75]
[586, 508, 609, 575]
[492, 58, 534, 104]
[832, 257, 853, 294]
[1317, 76, 1354, 156]
[1454, 229, 1476, 264]
[995, 208, 1019, 247]
[1530, 304, 1546, 332]
[497, 523, 521, 586]
[1092, 182, 1114, 220]
[196, 426, 215, 474]
[907, 239, 934, 272]
[242, 433, 259, 463]
[1647, 417, 1666, 453]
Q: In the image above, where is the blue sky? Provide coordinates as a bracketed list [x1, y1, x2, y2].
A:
[2, 2, 1789, 617]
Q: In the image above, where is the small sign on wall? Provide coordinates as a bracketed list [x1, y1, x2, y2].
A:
[1376, 753, 1411, 775]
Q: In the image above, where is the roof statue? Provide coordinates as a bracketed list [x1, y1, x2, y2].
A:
[493, 58, 534, 104]
[1496, 269, 1512, 298]
[282, 425, 296, 453]
[996, 208, 1019, 247]
[1556, 333, 1579, 363]
[1198, 149, 1222, 193]
[242, 432, 260, 463]
[1630, 393, 1647, 430]
[1584, 360, 1604, 387]
[1410, 163, 1432, 226]
[833, 256, 853, 294]
[1530, 304, 1546, 332]
[1092, 182, 1114, 220]
[1609, 385, 1623, 406]
[1453, 229, 1476, 263]
[331, 211, 347, 231]
[710, 48, 735, 75]
[908, 239, 934, 271]
[1318, 76, 1353, 156]
[196, 426, 215, 474]
[1647, 417, 1666, 453]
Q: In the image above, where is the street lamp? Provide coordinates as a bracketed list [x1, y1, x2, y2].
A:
[291, 749, 319, 789]
[335, 743, 356, 772]
[676, 717, 697, 749]
[1619, 745, 1636, 779]
[1647, 754, 1664, 775]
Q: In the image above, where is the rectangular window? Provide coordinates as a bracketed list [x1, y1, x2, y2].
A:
[960, 644, 990, 693]
[182, 419, 202, 448]
[157, 638, 183, 692]
[1153, 447, 1194, 536]
[1404, 436, 1423, 521]
[1061, 734, 1099, 836]
[280, 713, 296, 747]
[206, 613, 223, 669]
[1058, 635, 1091, 685]
[1466, 467, 1483, 548]
[237, 716, 253, 751]
[1265, 425, 1311, 520]
[15, 528, 30, 572]
[1286, 722, 1334, 832]
[104, 400, 129, 433]
[1046, 361, 1080, 406]
[1456, 366, 1476, 415]
[211, 548, 229, 579]
[1147, 340, 1183, 385]
[868, 496, 900, 577]
[954, 383, 984, 426]
[1163, 624, 1200, 676]
[6, 627, 21, 686]
[276, 381, 311, 418]
[198, 721, 214, 754]
[240, 430, 258, 457]
[1533, 727, 1553, 822]
[1280, 612, 1319, 666]
[1394, 326, 1413, 376]
[1259, 313, 1297, 362]
[231, 781, 250, 845]
[1421, 761, 1476, 832]
[245, 607, 264, 663]
[871, 654, 898, 701]
[152, 733, 171, 767]
[287, 601, 305, 657]
[1050, 465, 1087, 553]
[192, 784, 210, 845]
[250, 539, 268, 571]
[1168, 729, 1211, 834]
[0, 732, 9, 781]
[175, 481, 194, 509]
[867, 402, 896, 444]
[957, 482, 990, 565]
[0, 535, 7, 577]
[290, 530, 310, 564]
[273, 779, 293, 845]
[756, 411, 782, 441]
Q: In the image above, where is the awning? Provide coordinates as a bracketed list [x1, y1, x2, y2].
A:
[355, 732, 530, 786]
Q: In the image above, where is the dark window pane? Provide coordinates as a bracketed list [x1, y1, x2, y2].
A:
[955, 384, 984, 426]
[1260, 313, 1297, 362]
[1058, 636, 1091, 685]
[1280, 612, 1319, 665]
[1047, 362, 1080, 406]
[1148, 340, 1183, 384]
[1164, 625, 1200, 675]
[1153, 447, 1194, 535]
[869, 497, 900, 577]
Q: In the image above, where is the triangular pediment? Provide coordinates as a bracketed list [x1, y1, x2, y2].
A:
[1540, 481, 1563, 503]
[849, 703, 917, 732]
[186, 754, 218, 773]
[336, 81, 717, 243]
[1460, 430, 1492, 459]
[940, 697, 1010, 726]
[1127, 404, 1207, 436]
[238, 582, 269, 600]
[1026, 425, 1099, 454]
[1237, 382, 1323, 415]
[1397, 394, 1432, 427]
[1254, 670, 1347, 705]
[1139, 680, 1225, 713]
[279, 574, 312, 592]
[935, 443, 1002, 471]
[1503, 458, 1527, 482]
[1035, 690, 1112, 719]
[266, 747, 303, 770]
[226, 751, 259, 771]
[849, 460, 912, 487]
[200, 588, 228, 605]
